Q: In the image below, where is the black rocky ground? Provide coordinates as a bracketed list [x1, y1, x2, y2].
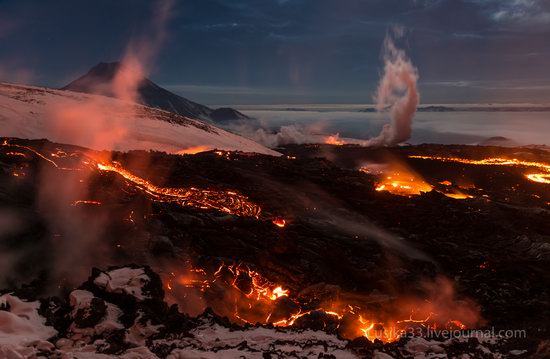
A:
[0, 138, 549, 357]
[3, 264, 545, 358]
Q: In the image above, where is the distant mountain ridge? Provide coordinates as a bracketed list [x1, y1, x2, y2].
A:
[62, 62, 250, 123]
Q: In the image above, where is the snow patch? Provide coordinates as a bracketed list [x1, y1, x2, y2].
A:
[157, 320, 359, 359]
[0, 294, 57, 346]
[61, 290, 124, 350]
[125, 311, 163, 346]
[94, 267, 151, 300]
[0, 294, 57, 358]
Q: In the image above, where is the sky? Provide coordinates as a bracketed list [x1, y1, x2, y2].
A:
[0, 0, 549, 105]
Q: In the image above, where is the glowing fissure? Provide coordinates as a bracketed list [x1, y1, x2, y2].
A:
[96, 162, 261, 218]
[372, 173, 433, 197]
[410, 155, 550, 184]
[165, 262, 469, 343]
[1, 140, 263, 218]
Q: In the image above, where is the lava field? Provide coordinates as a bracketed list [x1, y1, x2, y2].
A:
[0, 137, 549, 358]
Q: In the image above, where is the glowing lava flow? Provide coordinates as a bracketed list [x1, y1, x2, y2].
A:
[324, 134, 346, 146]
[272, 218, 286, 228]
[72, 200, 102, 206]
[97, 162, 262, 218]
[360, 167, 433, 197]
[1, 139, 265, 218]
[165, 262, 470, 343]
[527, 173, 550, 184]
[410, 155, 550, 184]
[374, 174, 433, 197]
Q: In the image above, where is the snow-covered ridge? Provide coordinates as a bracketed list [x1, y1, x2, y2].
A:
[0, 82, 279, 156]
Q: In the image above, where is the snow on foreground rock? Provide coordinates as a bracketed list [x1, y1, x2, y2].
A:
[94, 267, 152, 301]
[0, 294, 57, 356]
[0, 265, 536, 359]
[0, 82, 280, 156]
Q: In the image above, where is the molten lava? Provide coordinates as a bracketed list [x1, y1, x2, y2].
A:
[1, 139, 264, 218]
[527, 173, 550, 184]
[410, 155, 550, 185]
[360, 166, 433, 197]
[164, 262, 473, 343]
[272, 218, 286, 228]
[72, 200, 102, 206]
[97, 162, 262, 218]
[374, 174, 433, 196]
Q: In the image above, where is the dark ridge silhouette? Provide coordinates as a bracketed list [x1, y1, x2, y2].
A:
[62, 62, 250, 122]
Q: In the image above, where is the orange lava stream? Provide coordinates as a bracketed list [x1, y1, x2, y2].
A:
[373, 174, 433, 197]
[97, 162, 262, 218]
[2, 139, 266, 218]
[1, 140, 72, 170]
[72, 200, 102, 206]
[272, 218, 286, 228]
[527, 173, 550, 184]
[165, 262, 468, 343]
[409, 155, 550, 184]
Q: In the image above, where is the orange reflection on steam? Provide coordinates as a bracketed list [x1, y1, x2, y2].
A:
[176, 146, 211, 155]
[324, 133, 346, 146]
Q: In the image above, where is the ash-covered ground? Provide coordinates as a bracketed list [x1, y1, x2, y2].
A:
[0, 138, 549, 358]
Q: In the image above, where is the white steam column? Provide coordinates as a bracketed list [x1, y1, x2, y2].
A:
[368, 31, 419, 146]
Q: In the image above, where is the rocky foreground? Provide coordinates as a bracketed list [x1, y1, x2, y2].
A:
[0, 265, 543, 358]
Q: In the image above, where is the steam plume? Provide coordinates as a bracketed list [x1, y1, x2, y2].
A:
[368, 30, 419, 146]
[114, 0, 174, 103]
[234, 29, 419, 148]
[39, 0, 175, 288]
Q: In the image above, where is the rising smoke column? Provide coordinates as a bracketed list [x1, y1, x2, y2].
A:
[37, 0, 175, 289]
[243, 30, 420, 148]
[113, 0, 174, 103]
[368, 31, 419, 146]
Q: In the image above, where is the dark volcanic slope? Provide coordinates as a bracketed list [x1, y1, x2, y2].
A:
[1, 138, 549, 352]
[62, 62, 250, 122]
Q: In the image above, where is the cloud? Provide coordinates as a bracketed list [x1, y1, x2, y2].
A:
[471, 0, 550, 25]
[422, 78, 550, 91]
[185, 22, 255, 32]
[164, 84, 291, 96]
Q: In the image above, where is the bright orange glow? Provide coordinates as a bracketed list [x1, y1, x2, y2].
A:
[97, 162, 262, 218]
[527, 173, 550, 184]
[324, 134, 346, 146]
[272, 218, 286, 228]
[363, 167, 433, 197]
[2, 140, 264, 218]
[410, 155, 550, 185]
[5, 151, 26, 157]
[176, 146, 211, 155]
[271, 286, 289, 299]
[164, 263, 476, 343]
[72, 200, 102, 206]
[1, 141, 71, 170]
[442, 192, 474, 200]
